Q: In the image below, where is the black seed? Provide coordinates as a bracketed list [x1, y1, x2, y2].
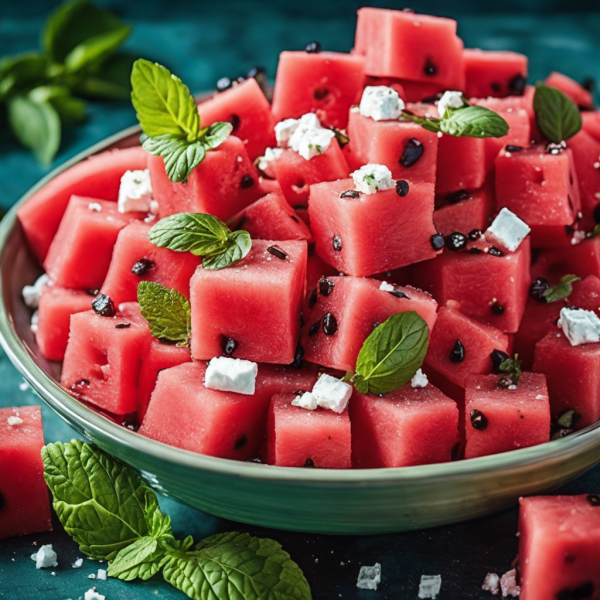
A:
[372, 322, 381, 329]
[0, 491, 4, 511]
[332, 235, 342, 251]
[573, 582, 594, 599]
[447, 189, 468, 204]
[340, 189, 360, 199]
[235, 435, 247, 449]
[233, 215, 247, 230]
[400, 138, 424, 167]
[419, 93, 442, 104]
[430, 233, 445, 251]
[216, 76, 233, 92]
[305, 41, 321, 53]
[445, 232, 468, 251]
[556, 408, 581, 429]
[308, 288, 318, 309]
[506, 145, 524, 153]
[291, 343, 304, 369]
[300, 314, 305, 328]
[92, 294, 116, 317]
[318, 278, 335, 296]
[322, 312, 338, 335]
[424, 58, 437, 76]
[115, 323, 131, 329]
[468, 229, 483, 241]
[221, 336, 238, 356]
[304, 458, 315, 467]
[388, 290, 410, 299]
[291, 215, 299, 223]
[70, 379, 90, 394]
[593, 203, 600, 225]
[470, 409, 488, 430]
[491, 349, 510, 372]
[450, 443, 460, 461]
[449, 339, 465, 363]
[469, 248, 483, 255]
[229, 113, 240, 131]
[308, 320, 321, 336]
[530, 277, 550, 302]
[396, 180, 410, 197]
[497, 376, 513, 389]
[508, 74, 526, 95]
[131, 258, 155, 276]
[545, 142, 564, 155]
[587, 494, 600, 506]
[582, 77, 595, 92]
[121, 419, 140, 432]
[267, 245, 288, 260]
[240, 174, 254, 189]
[491, 301, 505, 315]
[488, 246, 504, 257]
[314, 88, 329, 100]
[86, 289, 99, 297]
[491, 81, 502, 93]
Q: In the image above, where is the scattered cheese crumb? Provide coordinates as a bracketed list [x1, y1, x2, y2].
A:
[500, 569, 520, 598]
[482, 572, 500, 595]
[88, 202, 102, 212]
[7, 416, 23, 426]
[118, 169, 153, 213]
[379, 281, 395, 292]
[84, 588, 106, 600]
[312, 374, 352, 413]
[571, 230, 586, 245]
[19, 381, 29, 391]
[291, 391, 318, 411]
[359, 86, 405, 121]
[418, 574, 442, 599]
[88, 573, 96, 579]
[205, 356, 258, 395]
[275, 118, 300, 147]
[256, 147, 283, 178]
[411, 369, 429, 388]
[437, 90, 465, 117]
[485, 208, 531, 252]
[97, 569, 107, 581]
[557, 307, 600, 346]
[30, 310, 39, 335]
[22, 273, 52, 309]
[72, 557, 84, 569]
[287, 113, 335, 160]
[351, 164, 395, 195]
[31, 545, 58, 569]
[356, 563, 381, 590]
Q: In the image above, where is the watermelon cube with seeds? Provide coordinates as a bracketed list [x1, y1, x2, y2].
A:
[531, 236, 600, 284]
[463, 49, 528, 99]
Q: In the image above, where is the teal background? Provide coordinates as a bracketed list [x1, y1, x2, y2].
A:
[0, 1, 599, 598]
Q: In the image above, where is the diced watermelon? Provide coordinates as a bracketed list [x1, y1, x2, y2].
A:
[568, 274, 600, 311]
[267, 394, 351, 468]
[545, 71, 594, 109]
[309, 177, 438, 276]
[101, 220, 201, 305]
[271, 51, 366, 129]
[397, 79, 448, 103]
[197, 78, 276, 160]
[519, 495, 600, 600]
[306, 248, 338, 293]
[190, 239, 307, 365]
[437, 134, 486, 194]
[0, 406, 52, 540]
[582, 111, 600, 142]
[350, 383, 459, 468]
[463, 49, 528, 98]
[464, 373, 550, 459]
[531, 237, 600, 283]
[17, 146, 147, 263]
[302, 276, 437, 371]
[36, 286, 93, 361]
[44, 197, 141, 291]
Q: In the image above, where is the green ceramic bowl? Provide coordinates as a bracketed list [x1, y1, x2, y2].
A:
[2, 125, 600, 535]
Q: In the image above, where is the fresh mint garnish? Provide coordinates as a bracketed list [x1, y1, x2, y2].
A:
[533, 83, 582, 143]
[131, 59, 232, 183]
[498, 353, 522, 386]
[137, 281, 191, 346]
[543, 274, 581, 303]
[148, 212, 252, 270]
[43, 441, 312, 600]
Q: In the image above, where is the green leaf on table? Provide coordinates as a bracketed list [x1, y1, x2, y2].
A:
[64, 25, 131, 74]
[29, 85, 87, 123]
[543, 274, 581, 303]
[142, 135, 206, 184]
[534, 83, 582, 143]
[108, 534, 171, 581]
[439, 105, 509, 138]
[353, 312, 429, 395]
[0, 53, 50, 99]
[202, 230, 252, 270]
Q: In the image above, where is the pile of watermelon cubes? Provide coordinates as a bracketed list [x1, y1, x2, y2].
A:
[17, 7, 600, 469]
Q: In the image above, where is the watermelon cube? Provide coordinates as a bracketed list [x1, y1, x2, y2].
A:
[197, 78, 276, 160]
[271, 51, 366, 129]
[519, 495, 600, 600]
[531, 237, 600, 284]
[436, 134, 486, 194]
[302, 276, 437, 371]
[582, 111, 600, 142]
[190, 239, 307, 365]
[464, 373, 550, 459]
[398, 79, 448, 103]
[309, 177, 438, 276]
[350, 383, 459, 468]
[0, 406, 52, 540]
[17, 146, 147, 263]
[267, 394, 351, 468]
[306, 248, 338, 293]
[101, 220, 201, 305]
[463, 49, 528, 98]
[545, 71, 594, 109]
[44, 196, 141, 291]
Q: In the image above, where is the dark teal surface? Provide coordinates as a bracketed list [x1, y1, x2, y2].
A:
[1, 1, 600, 598]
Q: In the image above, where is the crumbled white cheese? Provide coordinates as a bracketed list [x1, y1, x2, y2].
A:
[88, 202, 102, 212]
[256, 147, 283, 178]
[22, 273, 52, 309]
[118, 169, 153, 213]
[288, 113, 335, 160]
[88, 573, 96, 579]
[205, 356, 258, 395]
[571, 230, 586, 245]
[30, 310, 39, 335]
[485, 208, 531, 252]
[291, 391, 318, 411]
[31, 545, 58, 569]
[500, 569, 520, 598]
[482, 572, 500, 595]
[379, 281, 395, 292]
[97, 569, 107, 581]
[275, 118, 300, 148]
[84, 588, 106, 600]
[72, 557, 84, 569]
[418, 574, 442, 599]
[312, 374, 352, 413]
[356, 563, 381, 591]
[359, 86, 405, 121]
[557, 307, 600, 346]
[437, 90, 465, 117]
[411, 369, 429, 388]
[351, 164, 395, 195]
[7, 416, 23, 426]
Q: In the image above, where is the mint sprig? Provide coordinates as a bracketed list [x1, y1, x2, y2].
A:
[131, 59, 232, 183]
[499, 353, 522, 386]
[542, 274, 581, 303]
[533, 83, 582, 143]
[42, 441, 312, 600]
[148, 212, 252, 270]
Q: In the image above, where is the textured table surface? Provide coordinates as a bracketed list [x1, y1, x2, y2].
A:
[1, 1, 600, 598]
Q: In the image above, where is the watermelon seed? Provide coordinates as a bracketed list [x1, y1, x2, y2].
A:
[234, 435, 247, 449]
[291, 343, 304, 368]
[115, 323, 131, 329]
[556, 582, 594, 600]
[304, 458, 315, 467]
[449, 339, 465, 363]
[594, 204, 600, 224]
[314, 88, 329, 100]
[388, 290, 410, 299]
[240, 175, 254, 189]
[396, 180, 409, 197]
[445, 232, 468, 252]
[305, 41, 322, 53]
[468, 229, 482, 241]
[290, 215, 299, 223]
[488, 246, 504, 257]
[340, 190, 360, 199]
[468, 248, 483, 255]
[308, 289, 318, 309]
[491, 81, 502, 93]
[490, 349, 510, 373]
[0, 491, 4, 511]
[529, 277, 550, 302]
[318, 278, 335, 296]
[332, 235, 343, 251]
[267, 245, 288, 260]
[582, 77, 595, 92]
[491, 301, 505, 315]
[92, 294, 116, 317]
[508, 74, 526, 95]
[423, 59, 437, 76]
[470, 409, 488, 431]
[308, 320, 321, 336]
[450, 443, 460, 461]
[221, 336, 238, 356]
[131, 258, 155, 276]
[447, 190, 468, 204]
[430, 233, 445, 251]
[587, 494, 600, 506]
[228, 114, 240, 131]
[322, 312, 338, 335]
[505, 145, 524, 153]
[399, 138, 424, 167]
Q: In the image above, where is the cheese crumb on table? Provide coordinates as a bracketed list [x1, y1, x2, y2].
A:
[351, 164, 395, 195]
[291, 391, 318, 410]
[418, 574, 442, 599]
[359, 86, 405, 121]
[356, 563, 381, 590]
[72, 557, 84, 569]
[482, 572, 500, 595]
[557, 307, 600, 346]
[205, 356, 258, 395]
[500, 569, 520, 598]
[118, 169, 153, 213]
[84, 588, 106, 600]
[97, 569, 107, 581]
[485, 208, 531, 252]
[312, 374, 352, 413]
[30, 545, 58, 569]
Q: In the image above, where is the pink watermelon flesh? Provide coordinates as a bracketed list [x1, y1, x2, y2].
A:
[545, 72, 594, 109]
[463, 49, 528, 98]
[464, 372, 550, 459]
[17, 146, 147, 263]
[350, 383, 459, 468]
[531, 237, 600, 284]
[397, 79, 450, 103]
[36, 286, 93, 361]
[101, 220, 201, 305]
[305, 249, 338, 293]
[436, 134, 486, 194]
[0, 406, 52, 540]
[582, 111, 600, 142]
[309, 177, 439, 276]
[267, 394, 351, 468]
[519, 495, 600, 600]
[271, 51, 366, 129]
[190, 239, 307, 365]
[301, 276, 438, 372]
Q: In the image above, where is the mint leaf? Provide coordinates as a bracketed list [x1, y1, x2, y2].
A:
[137, 281, 191, 345]
[354, 312, 429, 395]
[203, 122, 233, 150]
[162, 532, 312, 600]
[401, 111, 442, 133]
[143, 135, 206, 184]
[29, 85, 87, 124]
[439, 105, 509, 138]
[202, 230, 252, 271]
[42, 440, 169, 560]
[543, 274, 581, 303]
[534, 83, 582, 143]
[0, 53, 49, 99]
[499, 353, 522, 385]
[108, 535, 170, 581]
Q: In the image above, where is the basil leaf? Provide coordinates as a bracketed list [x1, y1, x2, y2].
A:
[534, 83, 582, 143]
[439, 105, 509, 138]
[354, 312, 429, 395]
[499, 354, 522, 385]
[29, 85, 87, 124]
[70, 52, 134, 100]
[42, 440, 168, 560]
[7, 95, 61, 165]
[0, 53, 49, 99]
[543, 274, 581, 303]
[131, 59, 200, 139]
[203, 122, 233, 150]
[108, 535, 169, 582]
[137, 281, 191, 345]
[64, 25, 131, 74]
[202, 230, 252, 271]
[143, 135, 206, 184]
[162, 532, 312, 600]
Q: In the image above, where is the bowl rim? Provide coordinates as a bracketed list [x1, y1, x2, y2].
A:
[2, 122, 600, 486]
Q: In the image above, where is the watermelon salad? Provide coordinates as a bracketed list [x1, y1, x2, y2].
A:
[15, 6, 600, 470]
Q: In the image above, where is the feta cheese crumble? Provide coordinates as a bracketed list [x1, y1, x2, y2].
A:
[418, 574, 442, 599]
[7, 416, 23, 426]
[287, 113, 335, 160]
[72, 557, 84, 569]
[379, 281, 395, 292]
[84, 588, 106, 600]
[359, 86, 405, 121]
[312, 373, 352, 413]
[557, 307, 600, 346]
[256, 147, 283, 178]
[485, 208, 531, 252]
[482, 572, 500, 595]
[437, 90, 465, 117]
[31, 545, 58, 569]
[351, 164, 395, 195]
[22, 273, 52, 309]
[30, 310, 39, 334]
[275, 118, 300, 147]
[291, 391, 318, 411]
[204, 356, 258, 395]
[356, 563, 382, 590]
[411, 369, 429, 388]
[118, 169, 153, 213]
[500, 569, 520, 598]
[88, 202, 102, 212]
[97, 569, 107, 580]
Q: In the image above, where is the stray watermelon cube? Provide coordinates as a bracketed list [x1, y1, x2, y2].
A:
[463, 49, 528, 98]
[437, 134, 486, 194]
[0, 406, 52, 540]
[545, 71, 594, 109]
